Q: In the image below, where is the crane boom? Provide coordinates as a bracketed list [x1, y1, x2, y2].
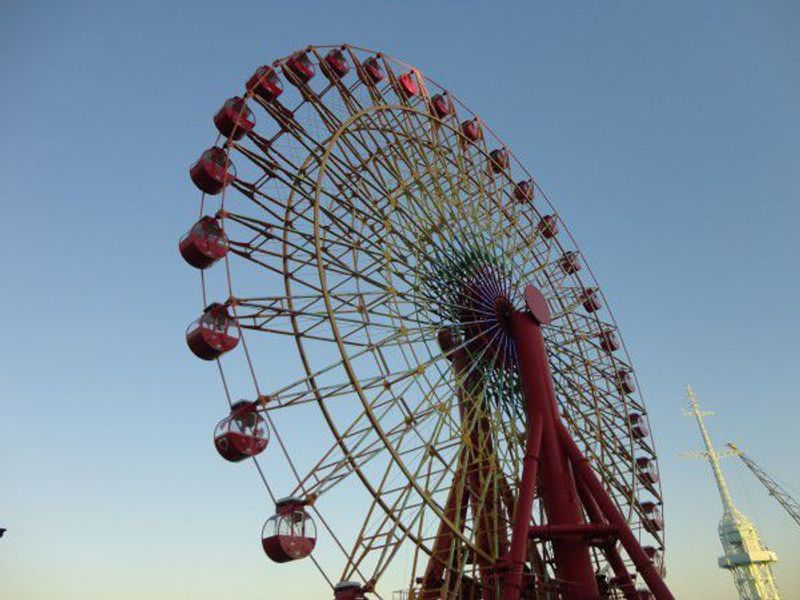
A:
[727, 443, 800, 529]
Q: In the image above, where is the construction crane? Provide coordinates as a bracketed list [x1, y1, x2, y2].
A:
[683, 385, 780, 600]
[727, 443, 800, 529]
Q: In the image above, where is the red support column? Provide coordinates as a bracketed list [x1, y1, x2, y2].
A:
[559, 423, 674, 600]
[501, 411, 543, 600]
[418, 458, 469, 599]
[573, 470, 638, 600]
[502, 286, 599, 600]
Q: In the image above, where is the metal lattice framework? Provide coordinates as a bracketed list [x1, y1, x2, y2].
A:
[728, 444, 800, 530]
[182, 44, 669, 599]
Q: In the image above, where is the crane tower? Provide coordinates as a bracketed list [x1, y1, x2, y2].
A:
[684, 385, 780, 600]
[727, 443, 800, 529]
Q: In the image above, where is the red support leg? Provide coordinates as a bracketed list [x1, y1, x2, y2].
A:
[573, 470, 638, 600]
[503, 293, 599, 600]
[431, 330, 510, 599]
[419, 457, 469, 599]
[501, 411, 543, 600]
[559, 423, 674, 600]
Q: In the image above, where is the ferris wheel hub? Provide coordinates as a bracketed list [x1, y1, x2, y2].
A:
[523, 284, 551, 325]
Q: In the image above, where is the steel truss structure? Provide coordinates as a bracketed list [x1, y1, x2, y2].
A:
[727, 444, 800, 530]
[181, 44, 672, 600]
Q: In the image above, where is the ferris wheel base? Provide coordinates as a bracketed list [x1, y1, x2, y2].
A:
[497, 291, 674, 600]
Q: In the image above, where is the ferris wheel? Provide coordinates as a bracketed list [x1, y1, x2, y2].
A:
[179, 44, 673, 600]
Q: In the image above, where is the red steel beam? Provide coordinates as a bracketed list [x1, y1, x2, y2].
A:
[502, 287, 599, 600]
[573, 469, 638, 600]
[559, 422, 674, 600]
[528, 523, 617, 541]
[501, 410, 543, 600]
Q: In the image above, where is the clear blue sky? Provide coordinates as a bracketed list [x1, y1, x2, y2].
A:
[1, 2, 798, 599]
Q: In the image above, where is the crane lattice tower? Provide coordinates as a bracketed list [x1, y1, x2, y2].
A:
[684, 385, 780, 600]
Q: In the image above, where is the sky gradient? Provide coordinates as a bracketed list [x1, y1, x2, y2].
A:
[1, 2, 799, 599]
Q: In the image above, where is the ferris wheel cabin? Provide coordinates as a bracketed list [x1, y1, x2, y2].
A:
[489, 148, 510, 174]
[334, 582, 366, 600]
[460, 117, 483, 142]
[186, 303, 239, 360]
[615, 369, 636, 394]
[514, 179, 534, 203]
[580, 288, 602, 313]
[213, 401, 268, 462]
[559, 250, 582, 274]
[323, 48, 351, 80]
[246, 65, 284, 102]
[189, 147, 236, 195]
[397, 71, 419, 98]
[430, 93, 453, 118]
[262, 497, 317, 563]
[213, 97, 256, 140]
[537, 214, 559, 239]
[637, 457, 660, 486]
[628, 412, 650, 439]
[643, 546, 667, 577]
[286, 50, 316, 85]
[599, 329, 620, 353]
[640, 501, 664, 533]
[359, 56, 385, 85]
[178, 216, 228, 269]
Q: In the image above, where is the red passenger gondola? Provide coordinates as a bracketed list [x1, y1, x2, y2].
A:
[186, 303, 239, 360]
[398, 71, 418, 98]
[628, 412, 650, 439]
[431, 93, 452, 118]
[461, 118, 482, 142]
[643, 546, 667, 577]
[213, 97, 255, 140]
[323, 48, 350, 79]
[246, 65, 283, 102]
[637, 457, 660, 485]
[537, 214, 559, 239]
[334, 582, 365, 600]
[189, 147, 236, 195]
[262, 497, 317, 563]
[581, 288, 601, 313]
[513, 179, 534, 203]
[489, 148, 509, 174]
[640, 501, 664, 532]
[615, 369, 636, 394]
[599, 329, 619, 353]
[286, 50, 316, 84]
[178, 216, 228, 269]
[360, 56, 385, 85]
[214, 401, 268, 462]
[559, 251, 582, 274]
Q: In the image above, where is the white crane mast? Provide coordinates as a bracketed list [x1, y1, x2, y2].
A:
[684, 385, 780, 600]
